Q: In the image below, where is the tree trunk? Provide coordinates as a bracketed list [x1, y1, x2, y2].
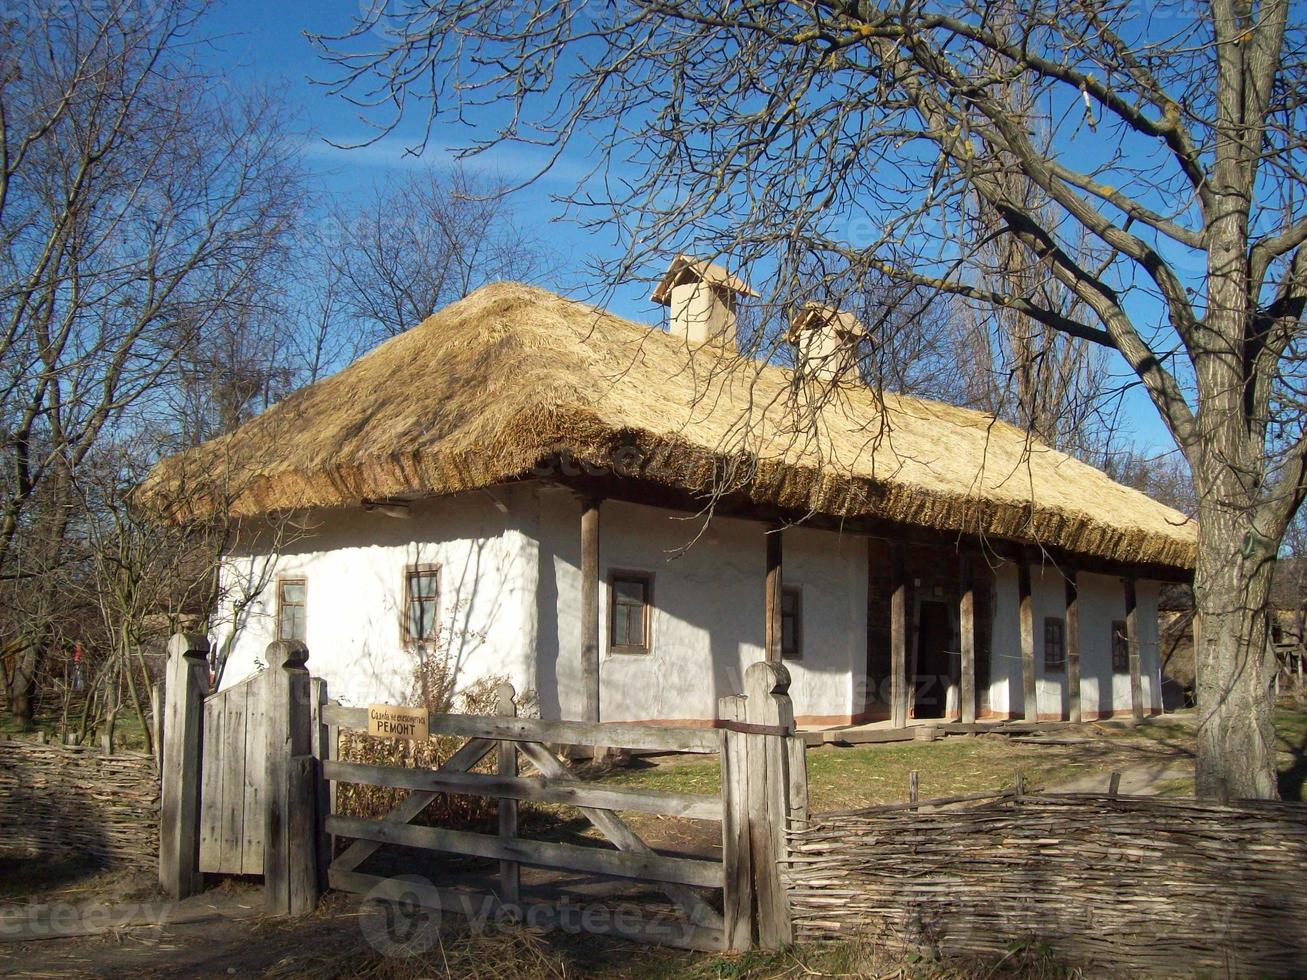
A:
[1192, 508, 1279, 799]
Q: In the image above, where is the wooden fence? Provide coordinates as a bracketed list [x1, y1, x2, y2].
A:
[0, 737, 158, 870]
[783, 787, 1307, 977]
[158, 635, 807, 952]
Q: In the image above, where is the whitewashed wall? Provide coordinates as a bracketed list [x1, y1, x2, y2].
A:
[213, 486, 539, 706]
[214, 481, 1161, 724]
[987, 564, 1162, 719]
[535, 492, 865, 724]
[216, 484, 866, 723]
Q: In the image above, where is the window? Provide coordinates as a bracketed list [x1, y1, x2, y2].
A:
[404, 565, 440, 643]
[610, 573, 652, 653]
[1111, 620, 1130, 673]
[781, 587, 803, 660]
[276, 579, 306, 642]
[1043, 617, 1065, 672]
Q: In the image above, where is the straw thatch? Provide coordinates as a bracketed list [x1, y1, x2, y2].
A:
[145, 282, 1195, 570]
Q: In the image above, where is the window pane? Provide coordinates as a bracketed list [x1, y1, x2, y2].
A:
[781, 590, 797, 616]
[782, 617, 796, 652]
[410, 571, 438, 599]
[614, 579, 646, 604]
[280, 605, 305, 642]
[611, 576, 649, 649]
[281, 582, 305, 605]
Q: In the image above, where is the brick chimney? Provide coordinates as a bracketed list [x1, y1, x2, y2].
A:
[787, 304, 863, 382]
[652, 255, 757, 349]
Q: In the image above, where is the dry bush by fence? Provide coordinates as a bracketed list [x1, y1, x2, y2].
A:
[336, 675, 539, 831]
[0, 737, 158, 870]
[785, 791, 1307, 977]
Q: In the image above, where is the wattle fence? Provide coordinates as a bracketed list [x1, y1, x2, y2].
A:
[0, 737, 158, 870]
[783, 790, 1307, 977]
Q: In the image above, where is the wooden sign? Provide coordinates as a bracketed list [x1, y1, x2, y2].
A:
[367, 704, 429, 740]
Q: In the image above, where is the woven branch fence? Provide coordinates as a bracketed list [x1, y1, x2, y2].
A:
[0, 737, 159, 870]
[784, 790, 1307, 977]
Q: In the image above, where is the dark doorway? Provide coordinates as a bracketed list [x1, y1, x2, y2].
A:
[913, 600, 954, 719]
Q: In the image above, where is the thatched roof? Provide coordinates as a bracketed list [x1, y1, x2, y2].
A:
[146, 282, 1196, 570]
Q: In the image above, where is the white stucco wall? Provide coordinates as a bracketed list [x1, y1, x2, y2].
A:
[213, 481, 1163, 725]
[213, 486, 539, 706]
[987, 563, 1163, 719]
[535, 492, 865, 723]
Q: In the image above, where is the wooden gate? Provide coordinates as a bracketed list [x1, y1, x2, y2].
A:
[322, 688, 733, 949]
[197, 671, 268, 875]
[160, 633, 805, 952]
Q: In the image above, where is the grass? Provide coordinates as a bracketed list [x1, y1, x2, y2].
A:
[0, 704, 152, 752]
[600, 703, 1307, 809]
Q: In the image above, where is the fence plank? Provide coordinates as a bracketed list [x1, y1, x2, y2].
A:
[309, 678, 330, 891]
[241, 670, 268, 876]
[517, 741, 722, 931]
[327, 815, 722, 888]
[218, 684, 249, 874]
[718, 694, 752, 952]
[329, 737, 496, 875]
[496, 684, 520, 906]
[320, 704, 719, 753]
[324, 759, 721, 820]
[198, 691, 225, 873]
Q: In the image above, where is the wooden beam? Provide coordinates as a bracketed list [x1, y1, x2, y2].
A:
[959, 554, 975, 725]
[765, 524, 783, 662]
[1125, 577, 1144, 721]
[890, 543, 909, 728]
[1066, 572, 1081, 724]
[159, 633, 210, 900]
[1019, 560, 1037, 722]
[581, 496, 601, 723]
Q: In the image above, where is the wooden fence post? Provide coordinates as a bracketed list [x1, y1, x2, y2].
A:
[159, 632, 210, 900]
[718, 692, 753, 952]
[494, 683, 521, 907]
[309, 676, 331, 892]
[743, 660, 796, 949]
[263, 639, 318, 916]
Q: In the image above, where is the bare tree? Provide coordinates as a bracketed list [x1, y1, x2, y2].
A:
[316, 0, 1307, 797]
[329, 166, 544, 343]
[0, 0, 303, 722]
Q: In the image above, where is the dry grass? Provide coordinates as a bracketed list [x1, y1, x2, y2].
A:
[145, 282, 1195, 570]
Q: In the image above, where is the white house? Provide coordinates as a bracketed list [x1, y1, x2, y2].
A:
[150, 261, 1194, 728]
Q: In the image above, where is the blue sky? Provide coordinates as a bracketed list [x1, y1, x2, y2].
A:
[194, 1, 1177, 455]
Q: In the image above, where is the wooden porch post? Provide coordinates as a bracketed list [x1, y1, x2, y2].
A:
[1066, 571, 1082, 724]
[159, 633, 210, 900]
[581, 497, 601, 723]
[1019, 559, 1037, 722]
[765, 524, 783, 663]
[890, 543, 909, 728]
[1125, 577, 1144, 720]
[959, 553, 975, 725]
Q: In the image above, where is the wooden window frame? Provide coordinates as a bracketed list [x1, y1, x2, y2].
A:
[402, 563, 441, 645]
[1043, 616, 1066, 672]
[276, 577, 307, 643]
[781, 585, 803, 660]
[608, 570, 653, 654]
[1111, 619, 1129, 673]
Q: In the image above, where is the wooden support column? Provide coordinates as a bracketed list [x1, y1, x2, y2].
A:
[764, 524, 783, 663]
[1125, 577, 1144, 721]
[159, 633, 210, 900]
[959, 554, 975, 725]
[1066, 572, 1081, 724]
[889, 543, 909, 728]
[1019, 559, 1037, 722]
[580, 497, 601, 723]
